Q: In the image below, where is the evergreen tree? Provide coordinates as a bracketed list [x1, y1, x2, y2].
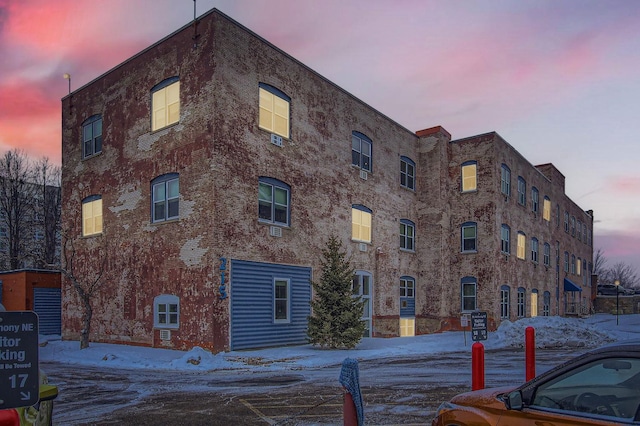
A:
[307, 235, 366, 349]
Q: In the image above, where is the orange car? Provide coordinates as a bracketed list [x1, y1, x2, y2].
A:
[433, 341, 640, 425]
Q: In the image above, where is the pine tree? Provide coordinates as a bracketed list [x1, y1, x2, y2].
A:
[307, 235, 366, 349]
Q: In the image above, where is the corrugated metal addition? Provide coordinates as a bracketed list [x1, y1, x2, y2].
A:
[230, 259, 311, 350]
[400, 297, 415, 318]
[33, 287, 61, 335]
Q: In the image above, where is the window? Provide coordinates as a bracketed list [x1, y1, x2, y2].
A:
[258, 83, 290, 138]
[543, 196, 551, 221]
[564, 211, 569, 232]
[571, 254, 576, 274]
[461, 222, 477, 252]
[576, 257, 581, 276]
[400, 219, 415, 251]
[583, 223, 588, 245]
[273, 279, 290, 323]
[501, 164, 511, 196]
[587, 229, 592, 246]
[151, 77, 180, 131]
[556, 204, 560, 228]
[154, 294, 179, 329]
[258, 177, 290, 226]
[152, 174, 179, 223]
[351, 205, 372, 243]
[353, 271, 372, 337]
[500, 285, 510, 319]
[461, 277, 477, 312]
[461, 161, 477, 192]
[531, 187, 539, 214]
[400, 156, 415, 190]
[82, 195, 103, 236]
[82, 115, 102, 159]
[517, 231, 526, 260]
[577, 220, 582, 241]
[570, 216, 576, 236]
[400, 276, 415, 298]
[543, 291, 550, 316]
[517, 177, 526, 206]
[501, 224, 510, 254]
[543, 243, 551, 267]
[517, 287, 525, 317]
[531, 238, 538, 263]
[352, 131, 372, 172]
[564, 251, 569, 273]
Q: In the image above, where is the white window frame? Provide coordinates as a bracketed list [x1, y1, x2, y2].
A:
[531, 187, 539, 213]
[82, 115, 103, 159]
[352, 205, 372, 243]
[82, 195, 103, 237]
[400, 219, 415, 251]
[259, 84, 290, 138]
[400, 156, 415, 190]
[461, 277, 477, 312]
[517, 231, 526, 260]
[543, 196, 551, 221]
[152, 175, 179, 223]
[500, 285, 510, 319]
[517, 177, 526, 206]
[461, 161, 477, 192]
[400, 276, 415, 298]
[461, 222, 477, 253]
[517, 288, 526, 318]
[501, 165, 511, 196]
[154, 294, 179, 329]
[543, 243, 551, 267]
[501, 224, 510, 254]
[531, 238, 539, 263]
[273, 278, 290, 323]
[352, 132, 372, 172]
[151, 78, 180, 131]
[258, 178, 290, 226]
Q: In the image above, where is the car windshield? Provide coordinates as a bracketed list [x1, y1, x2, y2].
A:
[531, 357, 640, 421]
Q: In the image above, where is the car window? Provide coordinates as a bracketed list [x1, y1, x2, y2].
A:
[531, 357, 640, 421]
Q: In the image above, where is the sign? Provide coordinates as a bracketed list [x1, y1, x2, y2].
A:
[0, 311, 40, 409]
[460, 314, 470, 328]
[471, 311, 488, 342]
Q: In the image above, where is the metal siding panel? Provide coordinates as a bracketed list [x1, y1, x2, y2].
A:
[230, 259, 311, 350]
[400, 297, 415, 317]
[33, 288, 62, 335]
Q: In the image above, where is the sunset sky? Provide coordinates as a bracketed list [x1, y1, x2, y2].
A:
[1, 0, 639, 272]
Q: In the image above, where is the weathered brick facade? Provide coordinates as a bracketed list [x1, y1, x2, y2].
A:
[61, 9, 593, 352]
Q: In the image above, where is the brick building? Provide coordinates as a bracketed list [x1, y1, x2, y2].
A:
[61, 9, 593, 352]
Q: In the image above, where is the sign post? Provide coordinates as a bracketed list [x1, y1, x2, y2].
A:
[0, 311, 40, 409]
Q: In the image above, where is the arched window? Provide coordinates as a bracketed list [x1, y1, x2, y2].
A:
[461, 221, 477, 253]
[352, 204, 372, 243]
[461, 161, 477, 192]
[82, 114, 102, 159]
[82, 194, 103, 236]
[259, 83, 290, 138]
[258, 177, 290, 226]
[152, 173, 179, 223]
[352, 131, 372, 172]
[400, 156, 415, 190]
[151, 76, 180, 131]
[461, 276, 477, 312]
[500, 285, 510, 319]
[400, 219, 415, 251]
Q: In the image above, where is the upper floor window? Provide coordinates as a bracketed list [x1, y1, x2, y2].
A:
[352, 204, 372, 243]
[531, 238, 539, 263]
[258, 83, 290, 138]
[400, 219, 415, 251]
[274, 278, 290, 323]
[151, 77, 180, 131]
[258, 177, 290, 226]
[587, 229, 592, 246]
[517, 177, 526, 206]
[501, 164, 511, 197]
[571, 255, 576, 274]
[577, 258, 582, 276]
[461, 277, 477, 312]
[154, 294, 179, 329]
[556, 204, 561, 228]
[577, 220, 582, 241]
[564, 251, 569, 272]
[82, 195, 103, 237]
[564, 211, 569, 233]
[501, 224, 510, 254]
[500, 285, 510, 319]
[461, 221, 477, 252]
[517, 231, 526, 260]
[400, 156, 415, 190]
[152, 174, 179, 223]
[543, 196, 551, 221]
[570, 216, 576, 236]
[461, 161, 477, 192]
[400, 276, 415, 298]
[517, 288, 526, 317]
[543, 243, 551, 267]
[531, 187, 539, 214]
[352, 131, 372, 172]
[82, 115, 102, 159]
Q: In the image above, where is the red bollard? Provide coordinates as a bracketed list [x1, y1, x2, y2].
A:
[471, 342, 485, 390]
[525, 326, 536, 381]
[343, 390, 358, 426]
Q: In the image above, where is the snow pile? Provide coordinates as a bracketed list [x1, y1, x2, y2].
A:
[494, 316, 616, 349]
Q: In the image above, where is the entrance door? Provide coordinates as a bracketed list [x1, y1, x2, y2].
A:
[353, 271, 372, 337]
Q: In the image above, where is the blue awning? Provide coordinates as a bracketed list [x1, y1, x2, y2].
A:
[564, 277, 582, 292]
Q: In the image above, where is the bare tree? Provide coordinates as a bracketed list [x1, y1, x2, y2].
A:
[607, 262, 640, 289]
[32, 157, 61, 268]
[0, 150, 36, 269]
[592, 248, 607, 276]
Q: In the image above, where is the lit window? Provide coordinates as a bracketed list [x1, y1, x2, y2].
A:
[352, 205, 372, 243]
[82, 115, 102, 159]
[517, 177, 526, 206]
[400, 219, 415, 251]
[154, 294, 179, 329]
[501, 224, 510, 254]
[577, 258, 582, 276]
[531, 238, 538, 263]
[151, 77, 180, 131]
[543, 197, 551, 221]
[82, 195, 103, 236]
[461, 161, 477, 192]
[258, 178, 290, 226]
[152, 174, 179, 223]
[501, 164, 511, 196]
[259, 83, 290, 138]
[274, 279, 290, 323]
[400, 156, 415, 190]
[461, 222, 477, 252]
[500, 285, 510, 319]
[543, 243, 551, 267]
[400, 276, 415, 298]
[517, 288, 526, 317]
[531, 187, 539, 213]
[517, 231, 526, 260]
[461, 277, 477, 312]
[352, 132, 372, 172]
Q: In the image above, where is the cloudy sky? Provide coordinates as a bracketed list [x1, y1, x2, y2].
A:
[1, 0, 639, 271]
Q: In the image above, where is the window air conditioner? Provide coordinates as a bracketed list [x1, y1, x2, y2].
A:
[159, 330, 171, 340]
[270, 226, 282, 237]
[358, 243, 367, 252]
[360, 170, 368, 180]
[271, 134, 283, 147]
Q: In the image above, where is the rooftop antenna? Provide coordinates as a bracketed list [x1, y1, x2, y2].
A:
[192, 0, 200, 49]
[63, 73, 71, 94]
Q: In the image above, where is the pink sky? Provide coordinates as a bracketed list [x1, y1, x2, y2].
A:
[1, 0, 639, 271]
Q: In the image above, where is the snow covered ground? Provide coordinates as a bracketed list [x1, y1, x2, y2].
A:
[40, 314, 640, 373]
